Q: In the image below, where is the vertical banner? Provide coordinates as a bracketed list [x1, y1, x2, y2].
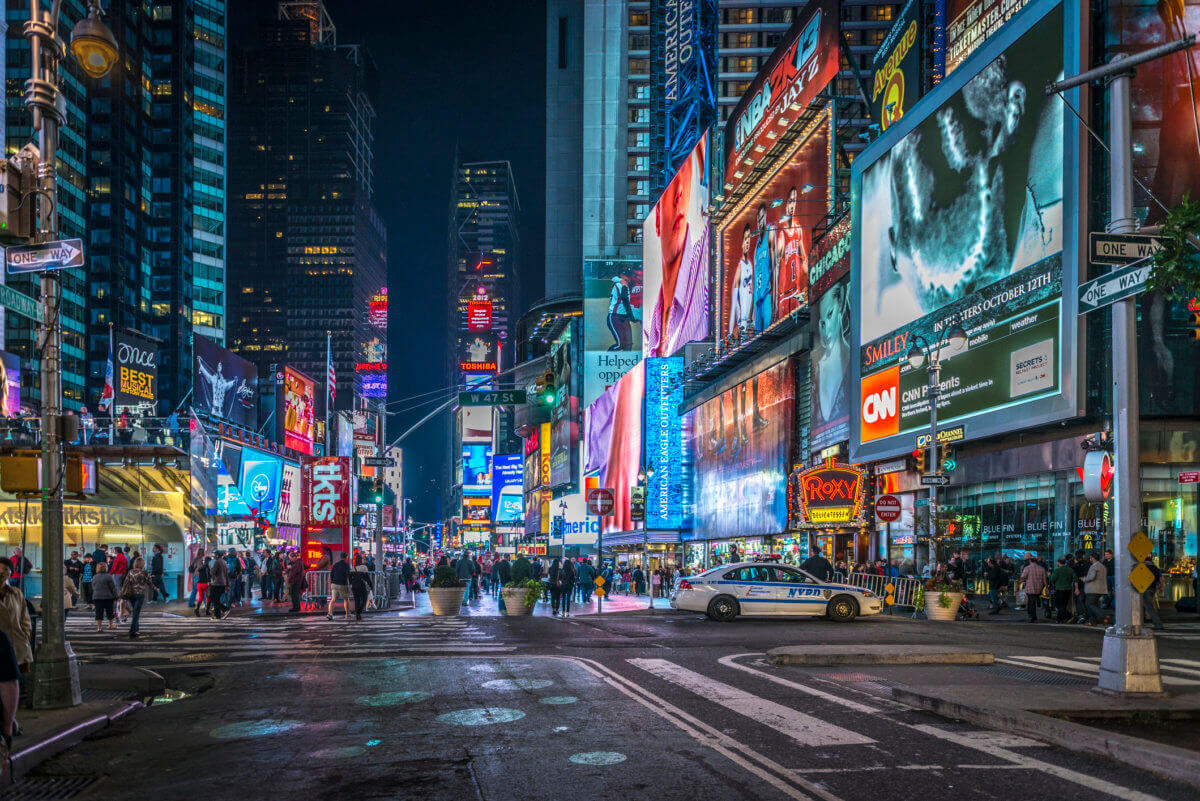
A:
[644, 356, 689, 529]
[112, 329, 159, 415]
[301, 455, 351, 567]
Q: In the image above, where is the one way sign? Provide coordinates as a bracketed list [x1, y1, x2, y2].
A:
[1078, 257, 1153, 314]
[5, 239, 85, 274]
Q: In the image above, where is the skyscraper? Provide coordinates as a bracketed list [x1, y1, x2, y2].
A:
[228, 0, 386, 412]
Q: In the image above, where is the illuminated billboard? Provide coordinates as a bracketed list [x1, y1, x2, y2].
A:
[459, 333, 499, 373]
[585, 361, 645, 534]
[112, 328, 158, 415]
[234, 448, 283, 522]
[0, 351, 19, 418]
[945, 0, 1033, 74]
[583, 257, 643, 406]
[369, 288, 388, 329]
[548, 327, 578, 488]
[462, 443, 492, 496]
[280, 366, 317, 455]
[490, 453, 523, 524]
[643, 133, 709, 359]
[871, 0, 922, 131]
[722, 0, 839, 193]
[278, 462, 302, 526]
[852, 0, 1079, 461]
[194, 334, 258, 429]
[461, 406, 494, 443]
[687, 359, 794, 540]
[810, 275, 851, 454]
[719, 113, 829, 343]
[644, 356, 689, 530]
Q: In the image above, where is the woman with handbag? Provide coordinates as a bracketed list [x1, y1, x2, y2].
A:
[0, 557, 31, 758]
[121, 557, 154, 639]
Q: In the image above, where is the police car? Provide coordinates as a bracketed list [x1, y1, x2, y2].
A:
[670, 562, 883, 622]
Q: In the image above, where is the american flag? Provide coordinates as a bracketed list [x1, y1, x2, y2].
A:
[326, 334, 336, 404]
[98, 330, 114, 411]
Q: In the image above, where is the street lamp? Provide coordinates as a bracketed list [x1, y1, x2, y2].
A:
[26, 0, 117, 709]
[635, 465, 654, 610]
[903, 317, 967, 572]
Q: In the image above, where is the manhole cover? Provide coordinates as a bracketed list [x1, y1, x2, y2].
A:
[0, 776, 99, 800]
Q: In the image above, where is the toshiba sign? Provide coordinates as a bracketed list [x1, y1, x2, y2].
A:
[859, 365, 899, 442]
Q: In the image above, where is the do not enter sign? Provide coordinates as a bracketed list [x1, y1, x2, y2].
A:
[875, 494, 901, 523]
[587, 488, 615, 516]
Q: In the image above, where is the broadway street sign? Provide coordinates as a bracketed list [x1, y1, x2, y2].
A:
[1078, 258, 1153, 314]
[0, 282, 43, 321]
[5, 238, 84, 274]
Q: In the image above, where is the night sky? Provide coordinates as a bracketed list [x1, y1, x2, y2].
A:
[235, 1, 547, 521]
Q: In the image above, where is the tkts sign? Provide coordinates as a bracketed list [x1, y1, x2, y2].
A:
[301, 456, 350, 528]
[788, 462, 867, 527]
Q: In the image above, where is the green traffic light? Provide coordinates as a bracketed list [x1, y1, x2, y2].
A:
[942, 458, 957, 472]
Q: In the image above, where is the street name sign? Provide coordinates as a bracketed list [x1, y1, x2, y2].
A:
[362, 456, 394, 467]
[916, 426, 965, 448]
[1089, 232, 1163, 265]
[458, 390, 526, 405]
[5, 238, 84, 274]
[1078, 258, 1153, 314]
[0, 282, 43, 321]
[919, 474, 950, 486]
[586, 488, 615, 516]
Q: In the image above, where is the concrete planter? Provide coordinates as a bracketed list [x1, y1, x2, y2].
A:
[924, 591, 959, 621]
[427, 586, 464, 616]
[501, 587, 535, 616]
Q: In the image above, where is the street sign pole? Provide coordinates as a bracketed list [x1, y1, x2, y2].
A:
[596, 511, 603, 615]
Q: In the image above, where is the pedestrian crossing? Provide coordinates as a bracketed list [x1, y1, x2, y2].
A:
[997, 654, 1200, 686]
[63, 614, 514, 667]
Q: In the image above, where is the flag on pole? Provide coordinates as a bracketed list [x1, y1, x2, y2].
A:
[98, 326, 114, 412]
[326, 331, 336, 404]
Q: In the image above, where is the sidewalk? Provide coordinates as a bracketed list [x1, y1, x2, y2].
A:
[7, 662, 164, 782]
[398, 588, 673, 617]
[148, 592, 414, 618]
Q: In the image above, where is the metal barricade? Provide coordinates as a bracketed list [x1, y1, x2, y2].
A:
[839, 572, 923, 610]
[303, 570, 331, 604]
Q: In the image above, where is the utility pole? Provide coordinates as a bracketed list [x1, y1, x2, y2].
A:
[27, 0, 77, 709]
[926, 363, 939, 570]
[1049, 35, 1195, 696]
[374, 400, 385, 606]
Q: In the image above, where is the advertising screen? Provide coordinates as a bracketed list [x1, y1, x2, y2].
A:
[300, 456, 350, 567]
[549, 328, 578, 488]
[369, 288, 388, 329]
[463, 373, 495, 391]
[459, 333, 499, 373]
[719, 114, 829, 341]
[461, 406, 494, 444]
[722, 0, 839, 193]
[490, 453, 523, 524]
[236, 448, 283, 522]
[583, 258, 643, 353]
[0, 350, 19, 418]
[194, 334, 258, 428]
[462, 444, 492, 496]
[853, 0, 1075, 460]
[585, 361, 645, 534]
[278, 462, 302, 526]
[643, 134, 710, 359]
[945, 0, 1033, 74]
[644, 356, 689, 530]
[871, 0, 922, 131]
[280, 367, 316, 455]
[361, 372, 387, 398]
[112, 329, 158, 415]
[687, 359, 794, 540]
[811, 276, 851, 454]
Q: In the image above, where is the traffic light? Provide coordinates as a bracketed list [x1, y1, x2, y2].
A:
[1189, 305, 1200, 341]
[372, 478, 383, 504]
[939, 443, 957, 472]
[912, 447, 926, 474]
[535, 369, 557, 407]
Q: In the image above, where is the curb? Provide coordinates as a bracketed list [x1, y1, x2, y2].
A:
[9, 700, 144, 781]
[767, 647, 993, 666]
[889, 685, 1200, 792]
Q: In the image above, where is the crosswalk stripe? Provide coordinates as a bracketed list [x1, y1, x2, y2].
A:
[1001, 656, 1200, 686]
[628, 658, 874, 747]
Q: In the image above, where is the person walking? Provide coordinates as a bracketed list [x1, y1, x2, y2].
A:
[327, 552, 352, 620]
[559, 558, 577, 617]
[0, 558, 31, 759]
[121, 557, 153, 638]
[193, 555, 212, 617]
[286, 553, 307, 613]
[81, 554, 95, 609]
[801, 552, 835, 582]
[109, 546, 129, 620]
[1082, 552, 1108, 626]
[986, 558, 1006, 614]
[402, 557, 416, 596]
[455, 551, 475, 607]
[577, 558, 595, 605]
[207, 551, 230, 620]
[91, 562, 119, 631]
[150, 544, 168, 603]
[494, 554, 512, 594]
[1049, 557, 1076, 623]
[548, 558, 565, 615]
[270, 551, 285, 601]
[1019, 554, 1048, 623]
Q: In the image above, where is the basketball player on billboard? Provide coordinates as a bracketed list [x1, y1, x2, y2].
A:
[773, 185, 809, 316]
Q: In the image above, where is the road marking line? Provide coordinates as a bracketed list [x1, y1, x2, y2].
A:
[995, 657, 1094, 679]
[628, 658, 873, 747]
[718, 653, 882, 714]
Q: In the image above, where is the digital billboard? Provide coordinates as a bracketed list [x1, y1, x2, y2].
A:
[0, 350, 19, 418]
[584, 257, 643, 406]
[810, 276, 851, 454]
[112, 329, 158, 415]
[280, 366, 316, 455]
[643, 134, 709, 359]
[852, 0, 1079, 461]
[651, 0, 717, 186]
[585, 361, 645, 534]
[945, 0, 1033, 74]
[490, 453, 523, 524]
[462, 443, 492, 496]
[871, 0, 922, 131]
[278, 462, 302, 526]
[368, 288, 388, 329]
[583, 351, 641, 409]
[194, 334, 258, 429]
[459, 333, 499, 373]
[722, 0, 839, 193]
[687, 359, 794, 540]
[644, 356, 689, 530]
[236, 448, 283, 523]
[301, 456, 351, 566]
[461, 406, 494, 443]
[549, 326, 578, 488]
[719, 113, 829, 343]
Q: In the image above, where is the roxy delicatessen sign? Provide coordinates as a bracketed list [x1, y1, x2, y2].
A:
[788, 462, 867, 527]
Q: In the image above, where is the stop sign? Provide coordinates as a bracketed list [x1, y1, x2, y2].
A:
[587, 488, 615, 516]
[875, 494, 901, 522]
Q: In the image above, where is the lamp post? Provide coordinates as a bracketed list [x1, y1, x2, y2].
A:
[904, 318, 967, 573]
[636, 465, 654, 611]
[27, 0, 117, 709]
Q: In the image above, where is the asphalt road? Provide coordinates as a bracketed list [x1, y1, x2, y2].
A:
[20, 610, 1200, 801]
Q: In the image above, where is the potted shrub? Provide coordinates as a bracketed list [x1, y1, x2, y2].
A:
[922, 574, 963, 621]
[427, 565, 466, 616]
[500, 555, 540, 616]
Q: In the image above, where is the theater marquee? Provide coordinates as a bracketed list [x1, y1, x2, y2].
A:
[788, 462, 867, 528]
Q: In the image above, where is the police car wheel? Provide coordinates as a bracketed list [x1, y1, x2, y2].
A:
[707, 595, 739, 622]
[827, 595, 859, 623]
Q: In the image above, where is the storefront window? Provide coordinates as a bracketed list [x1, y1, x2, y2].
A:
[1142, 464, 1199, 601]
[770, 535, 809, 566]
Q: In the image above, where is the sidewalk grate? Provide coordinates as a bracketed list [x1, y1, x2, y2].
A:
[982, 664, 1093, 686]
[80, 689, 135, 703]
[0, 777, 99, 800]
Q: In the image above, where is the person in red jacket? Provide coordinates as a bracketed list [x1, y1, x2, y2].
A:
[109, 547, 129, 621]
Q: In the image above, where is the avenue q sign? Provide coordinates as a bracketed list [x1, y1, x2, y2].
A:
[789, 462, 867, 528]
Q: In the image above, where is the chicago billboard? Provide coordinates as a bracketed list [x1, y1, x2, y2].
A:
[643, 133, 709, 359]
[851, 0, 1080, 461]
[194, 334, 258, 429]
